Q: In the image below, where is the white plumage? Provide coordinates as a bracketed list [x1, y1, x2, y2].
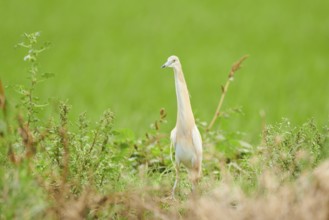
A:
[162, 55, 202, 198]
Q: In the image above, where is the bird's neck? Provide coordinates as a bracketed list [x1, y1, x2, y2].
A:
[173, 65, 195, 132]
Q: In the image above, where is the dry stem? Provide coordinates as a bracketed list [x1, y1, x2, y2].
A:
[0, 80, 6, 112]
[207, 55, 249, 131]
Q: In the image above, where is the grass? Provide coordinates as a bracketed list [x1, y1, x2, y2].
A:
[1, 1, 329, 218]
[1, 0, 328, 141]
[0, 33, 329, 219]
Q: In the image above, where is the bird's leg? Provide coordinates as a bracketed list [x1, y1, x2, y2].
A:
[190, 162, 201, 194]
[192, 180, 196, 192]
[191, 177, 200, 194]
[190, 172, 198, 193]
[171, 162, 180, 199]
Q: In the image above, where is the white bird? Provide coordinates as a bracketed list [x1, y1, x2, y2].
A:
[162, 55, 202, 198]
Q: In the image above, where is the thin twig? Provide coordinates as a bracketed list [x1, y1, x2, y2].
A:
[260, 110, 267, 146]
[89, 129, 99, 154]
[0, 80, 18, 164]
[59, 127, 69, 184]
[0, 80, 6, 114]
[17, 114, 35, 158]
[207, 55, 249, 131]
[0, 80, 9, 136]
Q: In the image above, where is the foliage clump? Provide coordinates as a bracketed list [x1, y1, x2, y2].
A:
[262, 119, 325, 177]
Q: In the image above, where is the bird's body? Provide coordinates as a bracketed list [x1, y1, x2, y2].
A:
[171, 125, 202, 171]
[162, 55, 202, 197]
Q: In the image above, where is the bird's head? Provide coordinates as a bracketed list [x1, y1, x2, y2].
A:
[161, 55, 181, 69]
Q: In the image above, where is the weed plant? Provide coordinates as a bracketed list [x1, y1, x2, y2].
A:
[0, 33, 328, 219]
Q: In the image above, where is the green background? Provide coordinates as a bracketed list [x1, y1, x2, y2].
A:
[1, 0, 328, 140]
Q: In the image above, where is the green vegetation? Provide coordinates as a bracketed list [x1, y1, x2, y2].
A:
[1, 0, 329, 218]
[0, 32, 328, 219]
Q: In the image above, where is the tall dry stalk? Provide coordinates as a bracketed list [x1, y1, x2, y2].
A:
[0, 80, 6, 114]
[207, 55, 249, 131]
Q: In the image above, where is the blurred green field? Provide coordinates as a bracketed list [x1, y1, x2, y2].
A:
[1, 0, 328, 141]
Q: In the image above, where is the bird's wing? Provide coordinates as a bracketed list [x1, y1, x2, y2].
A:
[192, 125, 202, 155]
[170, 127, 177, 164]
[170, 127, 177, 146]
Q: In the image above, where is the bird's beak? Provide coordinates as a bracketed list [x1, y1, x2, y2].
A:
[161, 60, 170, 68]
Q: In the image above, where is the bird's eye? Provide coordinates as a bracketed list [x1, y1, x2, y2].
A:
[173, 59, 176, 62]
